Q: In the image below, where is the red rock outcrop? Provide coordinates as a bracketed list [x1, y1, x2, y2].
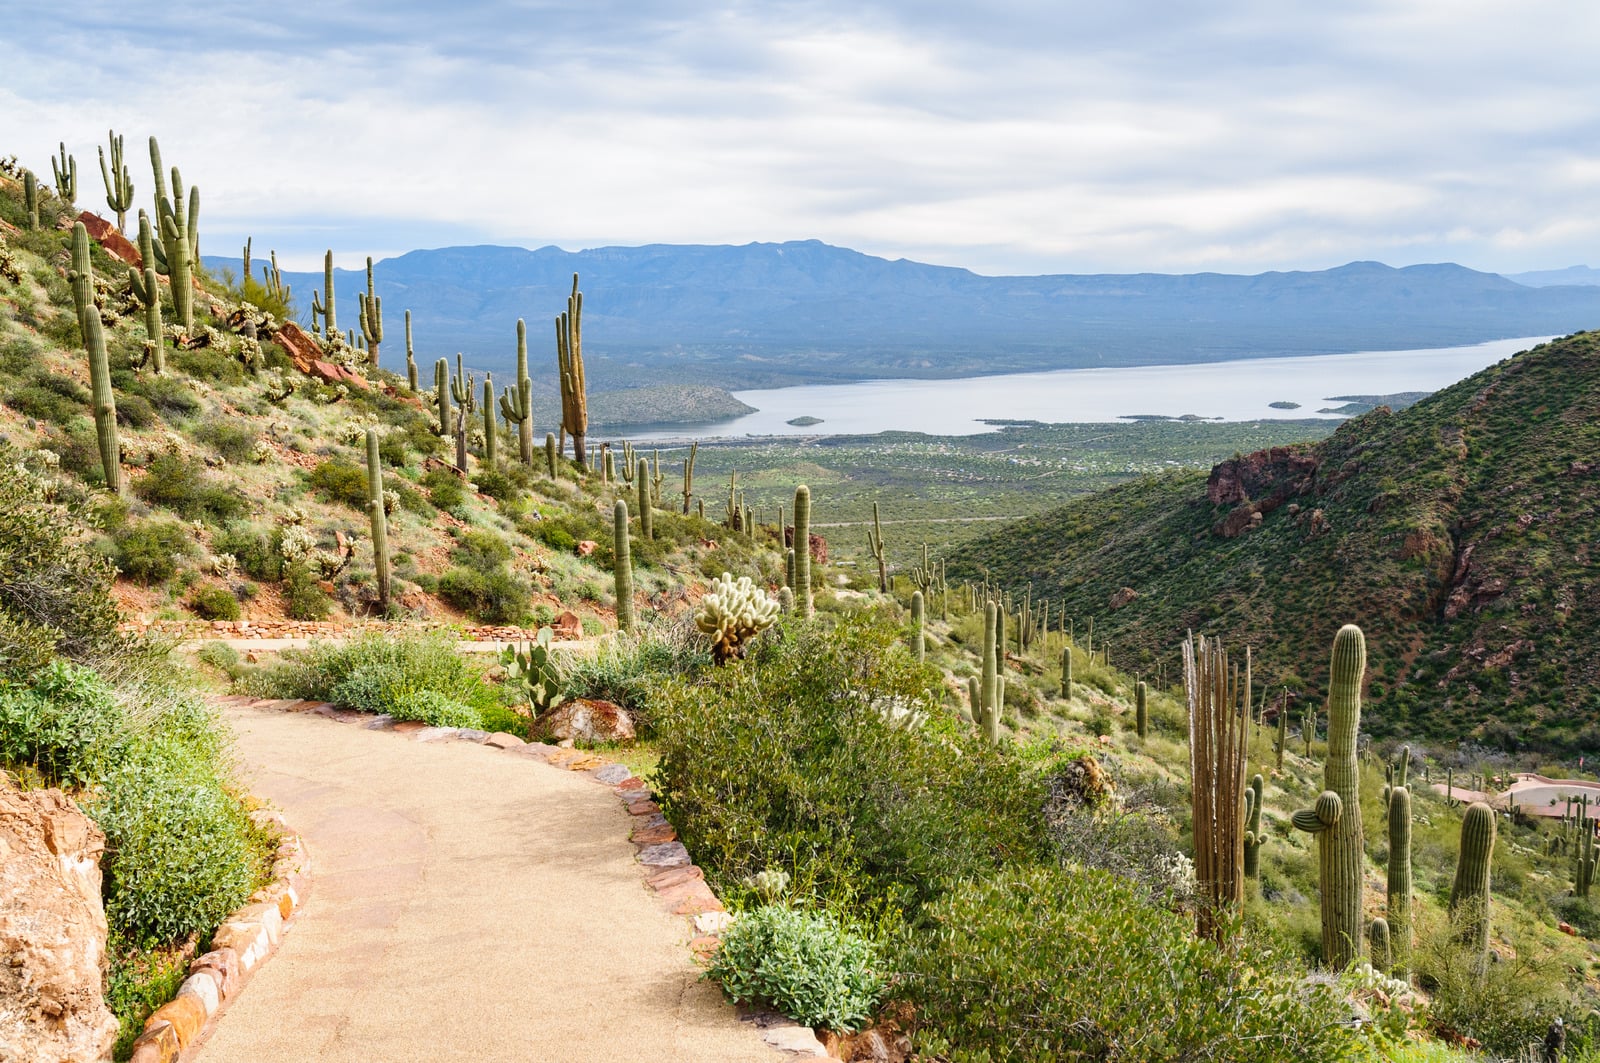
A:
[77, 211, 141, 267]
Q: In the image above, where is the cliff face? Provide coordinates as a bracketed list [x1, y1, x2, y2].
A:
[948, 333, 1600, 753]
[0, 779, 118, 1063]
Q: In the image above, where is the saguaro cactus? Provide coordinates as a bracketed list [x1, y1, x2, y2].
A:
[1368, 918, 1393, 975]
[68, 223, 120, 494]
[1290, 624, 1366, 970]
[793, 485, 813, 617]
[681, 441, 697, 514]
[148, 137, 198, 332]
[499, 319, 534, 467]
[1387, 785, 1413, 977]
[1136, 680, 1149, 739]
[482, 375, 498, 467]
[404, 311, 418, 391]
[52, 142, 76, 203]
[636, 458, 653, 540]
[614, 500, 634, 633]
[982, 600, 999, 742]
[1243, 773, 1265, 878]
[358, 256, 383, 369]
[312, 249, 336, 339]
[23, 170, 38, 229]
[911, 591, 925, 663]
[450, 354, 472, 470]
[1061, 646, 1072, 697]
[1276, 703, 1288, 770]
[434, 358, 450, 438]
[365, 429, 390, 611]
[98, 130, 133, 231]
[555, 273, 588, 469]
[1449, 801, 1496, 963]
[545, 433, 558, 478]
[867, 502, 889, 592]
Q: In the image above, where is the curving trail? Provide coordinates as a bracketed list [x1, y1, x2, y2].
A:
[192, 704, 774, 1063]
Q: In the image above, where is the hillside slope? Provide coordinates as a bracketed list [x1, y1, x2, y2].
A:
[948, 332, 1600, 753]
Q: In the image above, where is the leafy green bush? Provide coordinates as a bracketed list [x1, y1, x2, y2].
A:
[211, 523, 284, 583]
[895, 864, 1367, 1063]
[653, 613, 1051, 918]
[196, 641, 242, 678]
[237, 631, 502, 723]
[1415, 926, 1576, 1055]
[134, 452, 248, 522]
[564, 626, 710, 732]
[283, 562, 332, 620]
[4, 372, 90, 426]
[112, 519, 197, 585]
[188, 585, 241, 621]
[193, 420, 257, 464]
[120, 372, 201, 421]
[437, 530, 531, 623]
[422, 468, 465, 511]
[0, 661, 125, 787]
[308, 459, 368, 509]
[707, 905, 886, 1031]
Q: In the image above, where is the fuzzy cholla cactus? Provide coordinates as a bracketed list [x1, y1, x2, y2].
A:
[278, 524, 316, 563]
[695, 572, 780, 664]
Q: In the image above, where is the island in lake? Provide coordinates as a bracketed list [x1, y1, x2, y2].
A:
[587, 385, 757, 427]
[1268, 400, 1301, 410]
[1316, 391, 1431, 415]
[786, 416, 825, 426]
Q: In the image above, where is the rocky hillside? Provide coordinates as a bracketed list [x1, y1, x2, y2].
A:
[948, 332, 1600, 754]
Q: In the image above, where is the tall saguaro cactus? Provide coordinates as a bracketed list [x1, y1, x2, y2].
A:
[53, 142, 77, 203]
[1061, 646, 1072, 697]
[1243, 773, 1265, 878]
[982, 600, 999, 741]
[1449, 801, 1496, 964]
[358, 256, 383, 369]
[404, 311, 418, 391]
[482, 375, 498, 468]
[793, 485, 812, 617]
[867, 502, 889, 592]
[545, 433, 558, 478]
[1290, 624, 1367, 969]
[499, 319, 534, 467]
[98, 130, 133, 232]
[450, 354, 473, 471]
[681, 441, 697, 513]
[148, 137, 198, 332]
[1387, 786, 1413, 977]
[68, 223, 120, 494]
[365, 429, 390, 611]
[555, 273, 588, 469]
[637, 459, 653, 540]
[1135, 680, 1149, 739]
[614, 500, 635, 633]
[22, 170, 38, 230]
[434, 358, 450, 438]
[312, 249, 336, 339]
[910, 591, 925, 663]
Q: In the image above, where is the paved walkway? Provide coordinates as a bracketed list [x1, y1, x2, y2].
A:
[193, 705, 774, 1063]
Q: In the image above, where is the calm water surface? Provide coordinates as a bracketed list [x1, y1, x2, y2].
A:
[622, 336, 1552, 442]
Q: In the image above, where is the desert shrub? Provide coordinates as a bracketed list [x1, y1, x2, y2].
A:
[167, 343, 246, 385]
[421, 468, 465, 510]
[0, 454, 123, 671]
[564, 626, 710, 731]
[895, 864, 1367, 1063]
[192, 420, 257, 464]
[134, 452, 248, 522]
[453, 528, 512, 572]
[653, 613, 1051, 918]
[211, 524, 283, 583]
[121, 373, 201, 420]
[437, 566, 530, 625]
[707, 905, 886, 1032]
[195, 641, 242, 678]
[283, 562, 332, 620]
[188, 585, 241, 621]
[530, 508, 606, 556]
[376, 431, 408, 468]
[236, 631, 502, 723]
[473, 467, 517, 501]
[6, 373, 90, 425]
[111, 519, 197, 585]
[45, 420, 108, 483]
[115, 392, 159, 429]
[308, 458, 368, 509]
[1415, 925, 1576, 1055]
[0, 661, 126, 787]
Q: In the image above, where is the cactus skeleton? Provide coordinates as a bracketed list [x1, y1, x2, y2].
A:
[1184, 634, 1250, 941]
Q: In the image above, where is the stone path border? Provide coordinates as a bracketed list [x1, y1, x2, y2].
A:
[200, 695, 840, 1060]
[128, 802, 311, 1062]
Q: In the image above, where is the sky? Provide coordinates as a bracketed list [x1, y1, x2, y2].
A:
[5, 1, 1600, 277]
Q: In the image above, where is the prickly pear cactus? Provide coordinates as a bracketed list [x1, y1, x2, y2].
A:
[1290, 624, 1366, 970]
[501, 627, 566, 716]
[695, 573, 780, 664]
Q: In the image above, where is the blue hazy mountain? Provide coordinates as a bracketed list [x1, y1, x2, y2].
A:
[1503, 265, 1600, 287]
[204, 241, 1600, 389]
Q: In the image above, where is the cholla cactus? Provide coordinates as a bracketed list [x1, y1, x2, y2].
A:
[745, 869, 791, 902]
[278, 524, 316, 563]
[209, 553, 238, 577]
[695, 572, 780, 664]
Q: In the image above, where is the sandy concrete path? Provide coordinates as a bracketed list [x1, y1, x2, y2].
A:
[192, 705, 774, 1063]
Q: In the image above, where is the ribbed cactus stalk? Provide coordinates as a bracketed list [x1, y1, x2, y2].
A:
[404, 311, 418, 391]
[312, 249, 336, 339]
[68, 223, 120, 494]
[358, 256, 383, 369]
[1061, 646, 1072, 697]
[651, 449, 663, 507]
[498, 319, 534, 467]
[1276, 702, 1288, 770]
[264, 250, 290, 307]
[242, 237, 251, 285]
[622, 442, 636, 482]
[1136, 680, 1148, 739]
[365, 428, 390, 611]
[482, 375, 497, 467]
[139, 266, 164, 374]
[52, 142, 76, 204]
[793, 485, 812, 617]
[1289, 624, 1366, 970]
[965, 675, 980, 722]
[23, 170, 38, 230]
[555, 273, 588, 469]
[911, 591, 925, 663]
[613, 500, 634, 633]
[1449, 801, 1496, 963]
[1367, 918, 1392, 974]
[434, 358, 450, 437]
[1577, 801, 1596, 899]
[98, 130, 133, 232]
[450, 354, 472, 471]
[681, 441, 697, 514]
[982, 600, 998, 741]
[601, 446, 614, 482]
[148, 137, 198, 332]
[1387, 786, 1412, 977]
[636, 459, 653, 540]
[545, 433, 558, 478]
[1244, 773, 1265, 878]
[867, 501, 889, 592]
[784, 548, 796, 589]
[1304, 707, 1314, 757]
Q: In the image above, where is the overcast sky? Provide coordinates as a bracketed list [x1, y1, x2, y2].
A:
[5, 1, 1600, 276]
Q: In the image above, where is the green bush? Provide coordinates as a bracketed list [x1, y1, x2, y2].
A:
[121, 373, 201, 421]
[188, 585, 241, 621]
[388, 689, 481, 727]
[196, 641, 242, 677]
[193, 420, 257, 464]
[895, 865, 1367, 1063]
[421, 468, 465, 511]
[438, 562, 530, 625]
[283, 563, 332, 620]
[707, 905, 886, 1031]
[653, 613, 1051, 918]
[0, 661, 125, 787]
[211, 524, 284, 583]
[308, 459, 368, 509]
[112, 519, 197, 585]
[1415, 927, 1576, 1055]
[134, 452, 248, 522]
[564, 626, 710, 732]
[4, 371, 91, 426]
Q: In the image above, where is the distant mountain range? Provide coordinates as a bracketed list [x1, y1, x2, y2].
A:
[1503, 265, 1600, 287]
[202, 242, 1600, 390]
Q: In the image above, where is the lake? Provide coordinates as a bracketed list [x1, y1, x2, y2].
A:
[619, 335, 1552, 442]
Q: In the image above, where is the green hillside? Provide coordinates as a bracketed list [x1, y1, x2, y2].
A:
[948, 332, 1600, 754]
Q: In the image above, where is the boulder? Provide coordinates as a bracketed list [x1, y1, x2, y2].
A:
[534, 698, 635, 744]
[0, 780, 118, 1062]
[77, 211, 142, 268]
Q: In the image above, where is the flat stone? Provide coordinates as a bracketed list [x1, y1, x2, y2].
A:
[453, 728, 490, 743]
[147, 992, 207, 1047]
[364, 715, 397, 730]
[310, 704, 342, 719]
[234, 901, 284, 945]
[485, 732, 526, 749]
[646, 864, 704, 892]
[670, 883, 726, 916]
[636, 841, 691, 868]
[189, 948, 240, 999]
[414, 727, 461, 742]
[619, 785, 655, 803]
[178, 971, 221, 1016]
[761, 1025, 828, 1056]
[592, 763, 632, 785]
[694, 910, 736, 935]
[129, 1021, 181, 1062]
[631, 821, 678, 846]
[688, 934, 721, 958]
